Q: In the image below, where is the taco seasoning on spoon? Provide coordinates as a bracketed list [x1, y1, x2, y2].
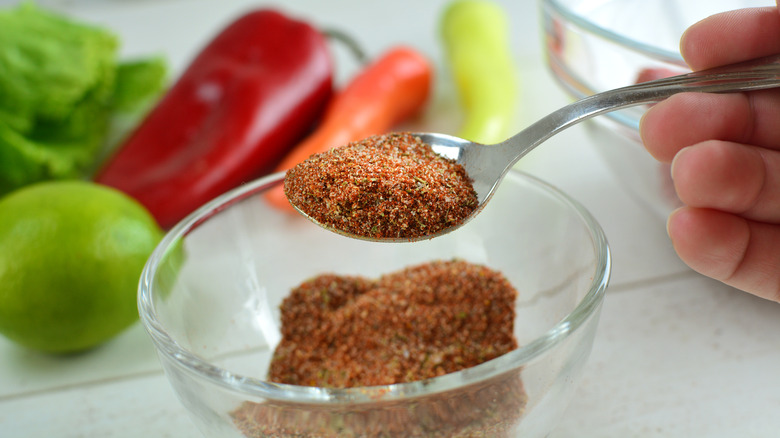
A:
[284, 132, 478, 240]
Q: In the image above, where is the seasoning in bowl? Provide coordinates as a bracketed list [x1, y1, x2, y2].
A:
[231, 259, 528, 437]
[269, 259, 518, 387]
[283, 132, 478, 240]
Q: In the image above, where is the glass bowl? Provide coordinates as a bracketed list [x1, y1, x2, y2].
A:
[138, 169, 610, 437]
[540, 0, 770, 218]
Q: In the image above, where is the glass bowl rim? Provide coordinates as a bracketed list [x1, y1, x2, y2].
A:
[138, 169, 611, 405]
[542, 0, 685, 65]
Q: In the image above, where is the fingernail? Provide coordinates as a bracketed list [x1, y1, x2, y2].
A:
[666, 207, 683, 239]
[669, 146, 688, 182]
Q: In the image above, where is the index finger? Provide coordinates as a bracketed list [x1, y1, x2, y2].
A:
[681, 6, 780, 70]
[640, 89, 780, 163]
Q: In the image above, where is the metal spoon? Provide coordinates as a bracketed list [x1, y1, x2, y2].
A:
[293, 54, 780, 242]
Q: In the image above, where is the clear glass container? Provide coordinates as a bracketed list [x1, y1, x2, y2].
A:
[540, 0, 768, 218]
[138, 169, 610, 437]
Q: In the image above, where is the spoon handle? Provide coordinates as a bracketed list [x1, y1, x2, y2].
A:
[503, 54, 780, 162]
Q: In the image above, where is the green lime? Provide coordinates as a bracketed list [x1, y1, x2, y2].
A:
[0, 181, 164, 353]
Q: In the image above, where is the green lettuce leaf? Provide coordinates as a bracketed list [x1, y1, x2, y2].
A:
[0, 3, 167, 197]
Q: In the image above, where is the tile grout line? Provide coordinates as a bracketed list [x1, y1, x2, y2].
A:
[0, 367, 167, 403]
[606, 270, 702, 294]
[0, 344, 270, 403]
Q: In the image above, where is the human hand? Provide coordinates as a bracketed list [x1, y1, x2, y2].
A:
[640, 4, 780, 302]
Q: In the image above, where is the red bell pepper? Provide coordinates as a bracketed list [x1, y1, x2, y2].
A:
[95, 9, 333, 229]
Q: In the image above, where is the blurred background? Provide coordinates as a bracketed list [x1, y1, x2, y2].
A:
[1, 1, 778, 437]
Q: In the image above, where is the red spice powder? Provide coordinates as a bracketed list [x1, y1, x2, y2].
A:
[268, 259, 518, 387]
[283, 132, 478, 240]
[231, 259, 527, 437]
[232, 371, 527, 437]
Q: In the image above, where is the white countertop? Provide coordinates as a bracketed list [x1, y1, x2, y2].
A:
[1, 1, 779, 437]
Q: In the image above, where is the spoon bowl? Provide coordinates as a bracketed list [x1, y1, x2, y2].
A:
[292, 54, 780, 242]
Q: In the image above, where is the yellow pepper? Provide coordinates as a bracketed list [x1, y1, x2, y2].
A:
[440, 0, 519, 144]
